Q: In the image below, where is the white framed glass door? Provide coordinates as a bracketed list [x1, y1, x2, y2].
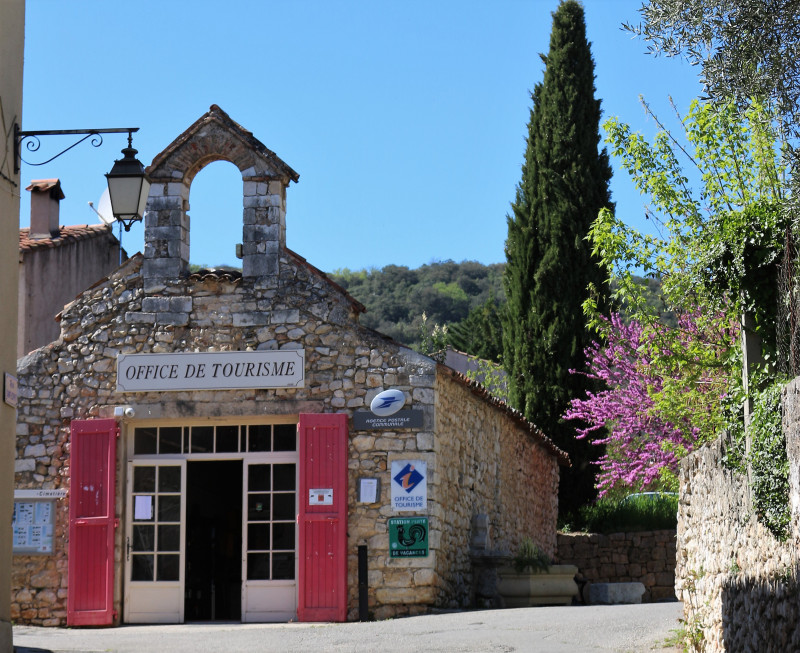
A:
[241, 424, 298, 622]
[123, 460, 186, 623]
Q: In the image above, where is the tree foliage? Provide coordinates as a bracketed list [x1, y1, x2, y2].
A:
[578, 99, 790, 499]
[447, 296, 504, 361]
[502, 0, 613, 515]
[566, 312, 734, 495]
[589, 100, 788, 346]
[626, 0, 800, 149]
[329, 260, 504, 348]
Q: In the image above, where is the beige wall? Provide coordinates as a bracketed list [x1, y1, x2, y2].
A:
[0, 1, 25, 651]
[18, 228, 123, 357]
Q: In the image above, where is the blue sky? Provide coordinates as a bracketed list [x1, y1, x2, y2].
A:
[20, 0, 701, 273]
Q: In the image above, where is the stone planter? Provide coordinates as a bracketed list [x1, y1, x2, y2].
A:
[497, 565, 579, 607]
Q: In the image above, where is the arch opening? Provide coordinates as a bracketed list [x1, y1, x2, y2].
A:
[187, 161, 244, 270]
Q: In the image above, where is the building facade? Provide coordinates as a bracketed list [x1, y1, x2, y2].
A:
[19, 178, 125, 358]
[12, 106, 566, 626]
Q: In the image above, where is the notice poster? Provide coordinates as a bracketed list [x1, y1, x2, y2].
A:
[12, 499, 55, 554]
[134, 495, 153, 521]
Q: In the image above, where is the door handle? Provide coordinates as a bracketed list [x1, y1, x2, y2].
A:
[126, 536, 132, 561]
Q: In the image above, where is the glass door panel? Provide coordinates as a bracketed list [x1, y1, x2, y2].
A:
[124, 460, 185, 623]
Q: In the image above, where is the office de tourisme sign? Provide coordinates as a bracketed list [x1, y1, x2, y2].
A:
[116, 350, 305, 392]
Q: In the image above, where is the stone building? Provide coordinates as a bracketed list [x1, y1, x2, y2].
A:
[12, 105, 567, 626]
[19, 178, 125, 358]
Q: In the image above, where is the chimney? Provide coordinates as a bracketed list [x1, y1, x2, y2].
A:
[26, 179, 64, 239]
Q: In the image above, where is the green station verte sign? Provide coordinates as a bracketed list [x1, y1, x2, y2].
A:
[388, 517, 429, 558]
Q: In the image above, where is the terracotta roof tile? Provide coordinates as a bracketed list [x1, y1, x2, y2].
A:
[19, 224, 116, 253]
[25, 178, 65, 199]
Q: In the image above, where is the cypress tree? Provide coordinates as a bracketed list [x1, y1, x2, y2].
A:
[502, 0, 613, 517]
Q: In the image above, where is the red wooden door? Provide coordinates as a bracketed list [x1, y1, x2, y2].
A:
[297, 413, 348, 622]
[67, 418, 118, 626]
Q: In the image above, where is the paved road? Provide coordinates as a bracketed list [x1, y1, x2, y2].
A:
[13, 602, 682, 653]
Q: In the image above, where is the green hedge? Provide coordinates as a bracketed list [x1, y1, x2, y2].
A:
[562, 494, 678, 534]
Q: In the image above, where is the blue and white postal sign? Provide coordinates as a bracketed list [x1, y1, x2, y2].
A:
[391, 460, 427, 511]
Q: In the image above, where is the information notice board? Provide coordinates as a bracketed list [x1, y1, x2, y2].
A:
[12, 499, 55, 554]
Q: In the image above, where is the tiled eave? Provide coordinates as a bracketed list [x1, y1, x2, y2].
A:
[20, 224, 115, 255]
[437, 364, 571, 467]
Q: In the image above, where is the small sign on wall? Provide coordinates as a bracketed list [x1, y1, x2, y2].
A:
[12, 499, 55, 554]
[4, 372, 18, 408]
[391, 460, 427, 511]
[388, 517, 429, 558]
[358, 478, 380, 503]
[309, 488, 333, 506]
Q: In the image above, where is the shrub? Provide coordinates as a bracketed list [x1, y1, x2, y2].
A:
[565, 493, 678, 534]
[512, 537, 552, 573]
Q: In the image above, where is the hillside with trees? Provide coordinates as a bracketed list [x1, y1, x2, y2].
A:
[328, 260, 504, 347]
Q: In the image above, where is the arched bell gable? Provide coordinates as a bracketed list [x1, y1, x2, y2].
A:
[142, 105, 299, 282]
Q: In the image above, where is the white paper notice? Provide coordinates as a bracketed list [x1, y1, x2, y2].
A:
[134, 495, 153, 520]
[16, 502, 34, 524]
[12, 526, 27, 548]
[34, 501, 51, 524]
[360, 478, 378, 503]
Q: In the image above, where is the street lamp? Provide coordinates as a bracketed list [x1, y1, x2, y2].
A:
[105, 133, 151, 231]
[14, 124, 150, 231]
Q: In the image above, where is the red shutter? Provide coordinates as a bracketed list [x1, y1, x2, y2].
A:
[67, 418, 118, 626]
[297, 413, 348, 622]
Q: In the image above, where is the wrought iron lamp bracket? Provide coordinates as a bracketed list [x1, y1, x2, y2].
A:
[14, 124, 139, 174]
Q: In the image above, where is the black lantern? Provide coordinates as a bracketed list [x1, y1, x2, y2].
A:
[105, 133, 151, 231]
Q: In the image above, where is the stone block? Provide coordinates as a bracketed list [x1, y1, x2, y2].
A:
[588, 582, 646, 605]
[155, 312, 189, 327]
[142, 297, 171, 313]
[15, 459, 36, 473]
[124, 312, 156, 325]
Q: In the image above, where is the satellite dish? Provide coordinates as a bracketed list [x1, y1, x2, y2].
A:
[90, 188, 114, 225]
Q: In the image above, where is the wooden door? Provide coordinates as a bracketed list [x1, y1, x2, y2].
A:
[67, 418, 118, 626]
[297, 413, 348, 622]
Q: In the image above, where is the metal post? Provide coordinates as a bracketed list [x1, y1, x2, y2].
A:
[358, 545, 369, 621]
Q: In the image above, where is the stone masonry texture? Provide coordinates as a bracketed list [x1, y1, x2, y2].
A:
[674, 377, 800, 651]
[556, 530, 676, 603]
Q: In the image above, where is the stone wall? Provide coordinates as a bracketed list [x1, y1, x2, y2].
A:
[434, 368, 562, 609]
[556, 530, 676, 602]
[676, 411, 800, 650]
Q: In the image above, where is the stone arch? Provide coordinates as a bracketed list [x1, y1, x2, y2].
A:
[142, 105, 299, 282]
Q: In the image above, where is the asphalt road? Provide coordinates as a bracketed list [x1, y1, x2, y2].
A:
[13, 602, 682, 653]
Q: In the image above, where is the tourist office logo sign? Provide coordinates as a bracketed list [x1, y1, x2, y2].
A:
[391, 460, 427, 511]
[116, 350, 305, 392]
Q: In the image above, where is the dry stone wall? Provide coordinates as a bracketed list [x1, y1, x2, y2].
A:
[555, 530, 676, 602]
[676, 430, 800, 651]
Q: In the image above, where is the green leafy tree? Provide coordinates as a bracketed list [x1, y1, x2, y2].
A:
[329, 261, 504, 347]
[448, 296, 504, 361]
[626, 1, 800, 149]
[590, 99, 788, 361]
[585, 100, 791, 537]
[502, 0, 613, 516]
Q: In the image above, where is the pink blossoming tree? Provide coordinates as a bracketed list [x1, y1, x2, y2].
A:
[566, 311, 734, 495]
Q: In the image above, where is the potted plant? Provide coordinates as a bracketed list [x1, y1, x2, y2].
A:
[497, 538, 579, 607]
